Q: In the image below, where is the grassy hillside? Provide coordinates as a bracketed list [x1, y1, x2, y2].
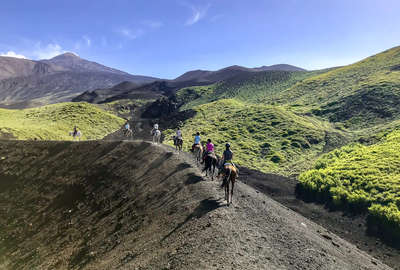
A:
[177, 70, 336, 110]
[177, 70, 330, 110]
[276, 46, 400, 127]
[0, 102, 125, 140]
[297, 129, 400, 245]
[164, 99, 344, 175]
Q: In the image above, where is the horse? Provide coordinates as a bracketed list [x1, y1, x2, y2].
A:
[123, 128, 133, 139]
[202, 152, 219, 180]
[69, 130, 82, 141]
[193, 144, 203, 165]
[219, 163, 237, 206]
[151, 129, 161, 144]
[173, 136, 183, 151]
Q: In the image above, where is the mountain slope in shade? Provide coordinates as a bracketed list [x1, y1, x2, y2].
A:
[0, 53, 159, 107]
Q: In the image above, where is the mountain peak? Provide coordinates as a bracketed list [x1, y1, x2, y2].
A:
[50, 52, 80, 60]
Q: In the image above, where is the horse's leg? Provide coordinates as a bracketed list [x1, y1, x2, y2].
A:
[231, 177, 235, 205]
[225, 181, 228, 202]
[226, 181, 230, 206]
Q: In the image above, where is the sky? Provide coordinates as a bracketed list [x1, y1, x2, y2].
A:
[0, 0, 399, 79]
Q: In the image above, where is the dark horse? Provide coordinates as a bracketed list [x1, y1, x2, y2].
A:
[202, 153, 219, 180]
[219, 164, 237, 206]
[173, 136, 183, 151]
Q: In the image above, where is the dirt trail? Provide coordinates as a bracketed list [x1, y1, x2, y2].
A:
[0, 140, 393, 269]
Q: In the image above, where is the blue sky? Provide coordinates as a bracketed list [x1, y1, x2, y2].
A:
[0, 0, 399, 79]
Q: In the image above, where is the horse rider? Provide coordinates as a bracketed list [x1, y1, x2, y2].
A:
[151, 123, 159, 136]
[191, 132, 201, 152]
[203, 138, 215, 162]
[124, 121, 130, 135]
[174, 127, 183, 145]
[73, 126, 78, 137]
[219, 143, 239, 184]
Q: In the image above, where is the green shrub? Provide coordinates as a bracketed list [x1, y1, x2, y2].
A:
[298, 130, 400, 242]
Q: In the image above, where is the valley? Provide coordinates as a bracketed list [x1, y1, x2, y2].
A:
[1, 46, 400, 269]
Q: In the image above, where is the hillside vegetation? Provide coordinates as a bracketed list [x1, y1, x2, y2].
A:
[275, 46, 400, 127]
[0, 102, 125, 140]
[297, 129, 400, 245]
[164, 99, 344, 175]
[177, 70, 329, 110]
[161, 46, 400, 246]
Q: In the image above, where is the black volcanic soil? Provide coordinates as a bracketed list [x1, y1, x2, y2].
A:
[239, 167, 400, 270]
[0, 140, 393, 269]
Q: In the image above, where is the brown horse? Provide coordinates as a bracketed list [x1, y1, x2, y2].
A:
[193, 144, 203, 165]
[202, 153, 219, 180]
[219, 164, 237, 206]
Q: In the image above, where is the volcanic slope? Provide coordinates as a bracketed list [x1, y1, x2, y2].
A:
[0, 53, 158, 107]
[0, 140, 391, 270]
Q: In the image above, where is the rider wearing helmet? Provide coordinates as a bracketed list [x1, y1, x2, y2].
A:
[220, 143, 239, 175]
[73, 126, 78, 137]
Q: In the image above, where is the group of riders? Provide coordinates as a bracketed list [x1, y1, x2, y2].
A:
[174, 128, 239, 188]
[123, 120, 237, 204]
[122, 120, 238, 179]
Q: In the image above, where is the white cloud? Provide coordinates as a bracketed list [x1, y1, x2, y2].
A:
[142, 20, 163, 29]
[117, 28, 144, 39]
[184, 3, 211, 26]
[33, 43, 77, 59]
[34, 43, 65, 59]
[116, 28, 144, 40]
[83, 35, 91, 47]
[0, 51, 27, 59]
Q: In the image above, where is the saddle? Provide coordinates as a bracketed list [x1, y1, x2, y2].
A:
[224, 164, 237, 174]
[194, 144, 202, 150]
[206, 152, 216, 159]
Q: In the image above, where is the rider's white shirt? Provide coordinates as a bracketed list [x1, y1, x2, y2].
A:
[154, 124, 159, 129]
[176, 130, 182, 139]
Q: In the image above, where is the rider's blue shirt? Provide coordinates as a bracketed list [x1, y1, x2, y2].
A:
[194, 135, 201, 144]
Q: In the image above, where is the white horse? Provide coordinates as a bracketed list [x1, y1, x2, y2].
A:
[69, 130, 82, 141]
[151, 129, 161, 144]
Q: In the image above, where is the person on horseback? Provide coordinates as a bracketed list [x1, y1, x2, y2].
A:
[219, 143, 239, 186]
[151, 123, 159, 136]
[202, 138, 215, 162]
[73, 126, 78, 137]
[191, 132, 201, 152]
[124, 121, 130, 135]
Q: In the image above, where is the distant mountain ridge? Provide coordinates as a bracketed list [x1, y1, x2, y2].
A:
[174, 64, 305, 83]
[74, 63, 306, 104]
[0, 52, 306, 107]
[0, 53, 158, 107]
